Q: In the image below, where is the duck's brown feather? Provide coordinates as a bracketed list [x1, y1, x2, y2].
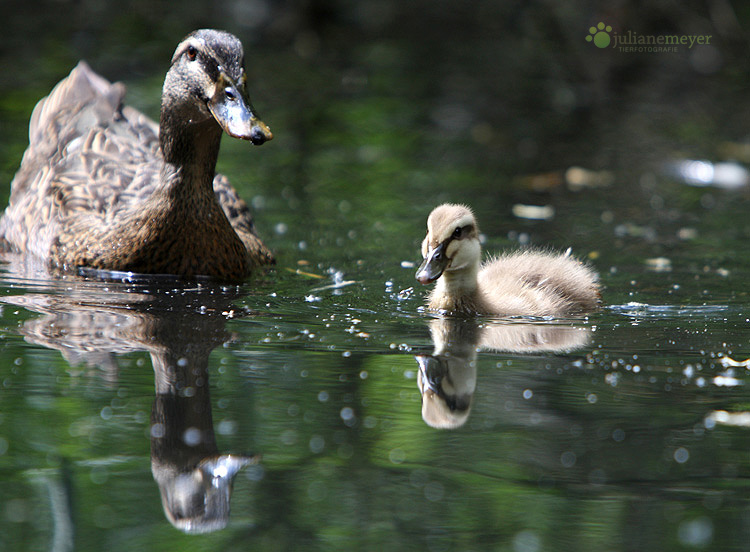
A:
[0, 58, 273, 280]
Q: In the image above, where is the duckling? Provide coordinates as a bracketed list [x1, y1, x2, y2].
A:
[0, 29, 274, 281]
[416, 203, 600, 316]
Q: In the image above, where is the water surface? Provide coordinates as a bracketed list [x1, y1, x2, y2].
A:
[2, 2, 750, 550]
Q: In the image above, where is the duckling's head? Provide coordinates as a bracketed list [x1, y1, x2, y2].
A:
[162, 29, 272, 145]
[416, 203, 481, 284]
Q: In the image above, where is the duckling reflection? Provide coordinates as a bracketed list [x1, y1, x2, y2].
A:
[416, 319, 480, 429]
[1, 255, 258, 533]
[417, 317, 591, 429]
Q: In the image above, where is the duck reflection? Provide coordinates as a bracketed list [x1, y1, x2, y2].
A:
[2, 257, 258, 534]
[417, 317, 591, 429]
[149, 330, 259, 534]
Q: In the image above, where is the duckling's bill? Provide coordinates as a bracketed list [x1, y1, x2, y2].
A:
[208, 72, 272, 145]
[416, 242, 449, 284]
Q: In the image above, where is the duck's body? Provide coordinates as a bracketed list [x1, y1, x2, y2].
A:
[416, 204, 600, 316]
[0, 29, 274, 281]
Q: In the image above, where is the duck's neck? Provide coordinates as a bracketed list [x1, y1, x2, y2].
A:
[429, 262, 482, 314]
[159, 108, 222, 197]
[435, 263, 480, 298]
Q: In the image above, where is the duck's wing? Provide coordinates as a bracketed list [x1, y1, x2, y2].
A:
[213, 173, 275, 265]
[0, 62, 161, 258]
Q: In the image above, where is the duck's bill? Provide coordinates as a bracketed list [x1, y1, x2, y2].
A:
[415, 243, 448, 284]
[415, 354, 442, 394]
[209, 73, 273, 145]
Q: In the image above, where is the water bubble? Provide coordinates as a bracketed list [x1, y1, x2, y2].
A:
[389, 448, 406, 464]
[150, 423, 165, 438]
[309, 435, 325, 454]
[307, 480, 327, 502]
[424, 481, 445, 502]
[677, 517, 713, 546]
[560, 451, 577, 468]
[674, 447, 690, 464]
[513, 530, 541, 552]
[217, 419, 237, 436]
[182, 427, 202, 446]
[340, 407, 355, 422]
[280, 429, 298, 445]
[338, 443, 354, 459]
[90, 466, 109, 485]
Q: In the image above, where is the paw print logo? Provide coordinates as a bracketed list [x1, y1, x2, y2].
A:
[586, 22, 612, 48]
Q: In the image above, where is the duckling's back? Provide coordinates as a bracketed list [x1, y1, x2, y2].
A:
[478, 249, 600, 316]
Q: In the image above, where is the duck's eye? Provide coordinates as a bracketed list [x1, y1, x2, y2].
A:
[452, 225, 473, 239]
[187, 46, 198, 61]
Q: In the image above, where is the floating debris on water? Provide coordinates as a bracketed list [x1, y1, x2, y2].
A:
[719, 355, 750, 368]
[665, 159, 749, 189]
[512, 204, 555, 220]
[513, 171, 563, 192]
[645, 257, 672, 272]
[712, 375, 742, 387]
[706, 410, 750, 427]
[677, 227, 698, 241]
[512, 166, 613, 192]
[286, 267, 325, 279]
[397, 287, 414, 300]
[565, 166, 614, 190]
[310, 270, 357, 292]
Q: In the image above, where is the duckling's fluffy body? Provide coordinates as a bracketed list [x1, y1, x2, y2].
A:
[0, 29, 274, 281]
[416, 204, 600, 316]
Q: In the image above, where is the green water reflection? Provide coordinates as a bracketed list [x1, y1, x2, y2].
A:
[3, 1, 750, 550]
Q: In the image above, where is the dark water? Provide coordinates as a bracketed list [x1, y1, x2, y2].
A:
[2, 1, 750, 550]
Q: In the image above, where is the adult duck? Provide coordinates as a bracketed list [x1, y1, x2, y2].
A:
[0, 29, 274, 281]
[416, 203, 600, 316]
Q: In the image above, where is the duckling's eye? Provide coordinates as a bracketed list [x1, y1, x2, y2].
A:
[454, 224, 474, 239]
[186, 46, 198, 61]
[453, 225, 468, 239]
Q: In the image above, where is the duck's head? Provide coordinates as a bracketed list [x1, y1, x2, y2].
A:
[416, 203, 481, 284]
[163, 29, 272, 145]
